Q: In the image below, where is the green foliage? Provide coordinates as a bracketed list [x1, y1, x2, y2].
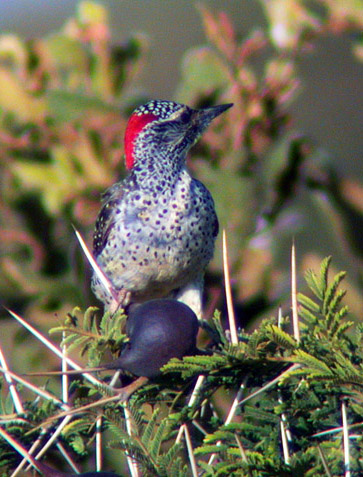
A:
[106, 406, 187, 477]
[2, 256, 362, 475]
[49, 306, 127, 364]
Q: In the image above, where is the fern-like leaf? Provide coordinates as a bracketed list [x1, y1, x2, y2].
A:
[211, 310, 229, 346]
[141, 408, 160, 447]
[158, 442, 182, 471]
[149, 417, 168, 460]
[266, 324, 298, 351]
[292, 350, 332, 374]
[319, 256, 332, 298]
[323, 271, 346, 316]
[297, 293, 320, 313]
[304, 268, 323, 300]
[328, 288, 346, 316]
[194, 444, 228, 455]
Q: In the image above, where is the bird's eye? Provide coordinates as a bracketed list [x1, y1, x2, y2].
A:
[179, 109, 191, 124]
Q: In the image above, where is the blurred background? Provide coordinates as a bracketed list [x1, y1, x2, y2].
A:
[1, 0, 362, 176]
[0, 0, 362, 361]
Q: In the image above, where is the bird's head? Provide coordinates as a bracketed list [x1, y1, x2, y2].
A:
[124, 100, 233, 170]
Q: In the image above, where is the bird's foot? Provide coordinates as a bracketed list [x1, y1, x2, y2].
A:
[113, 376, 149, 401]
[108, 289, 131, 314]
[44, 377, 149, 425]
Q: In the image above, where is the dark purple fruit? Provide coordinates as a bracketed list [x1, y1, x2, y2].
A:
[107, 298, 199, 377]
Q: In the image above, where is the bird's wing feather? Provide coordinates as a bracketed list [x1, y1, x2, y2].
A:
[93, 181, 126, 257]
[192, 178, 219, 238]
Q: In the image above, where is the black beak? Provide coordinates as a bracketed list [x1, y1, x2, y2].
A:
[195, 103, 233, 124]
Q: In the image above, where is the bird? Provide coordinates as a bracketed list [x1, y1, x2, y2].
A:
[91, 100, 233, 316]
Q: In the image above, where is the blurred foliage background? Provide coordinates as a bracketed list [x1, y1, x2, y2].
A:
[0, 0, 362, 366]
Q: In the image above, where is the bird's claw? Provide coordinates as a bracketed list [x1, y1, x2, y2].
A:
[109, 289, 131, 314]
[113, 377, 149, 401]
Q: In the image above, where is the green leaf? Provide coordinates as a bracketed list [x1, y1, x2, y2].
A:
[323, 271, 346, 316]
[149, 418, 168, 460]
[297, 293, 320, 313]
[159, 443, 182, 472]
[336, 306, 349, 321]
[211, 310, 229, 346]
[62, 418, 90, 437]
[328, 288, 346, 315]
[141, 408, 159, 448]
[319, 256, 332, 298]
[304, 269, 323, 301]
[47, 89, 117, 122]
[195, 444, 228, 455]
[333, 321, 353, 338]
[298, 306, 318, 324]
[69, 435, 86, 454]
[292, 350, 332, 374]
[266, 324, 298, 350]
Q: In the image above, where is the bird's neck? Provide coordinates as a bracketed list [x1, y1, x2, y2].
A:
[131, 148, 188, 191]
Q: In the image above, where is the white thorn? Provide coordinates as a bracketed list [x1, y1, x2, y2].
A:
[183, 424, 198, 477]
[291, 240, 300, 342]
[0, 346, 24, 414]
[222, 229, 238, 345]
[342, 401, 351, 477]
[6, 308, 104, 387]
[96, 417, 103, 471]
[124, 406, 140, 477]
[73, 225, 118, 301]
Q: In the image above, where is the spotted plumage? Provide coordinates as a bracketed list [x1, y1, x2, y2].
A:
[91, 100, 233, 316]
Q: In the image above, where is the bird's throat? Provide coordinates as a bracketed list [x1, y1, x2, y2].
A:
[131, 149, 188, 192]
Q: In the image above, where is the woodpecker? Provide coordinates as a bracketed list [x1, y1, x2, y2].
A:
[91, 100, 233, 316]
